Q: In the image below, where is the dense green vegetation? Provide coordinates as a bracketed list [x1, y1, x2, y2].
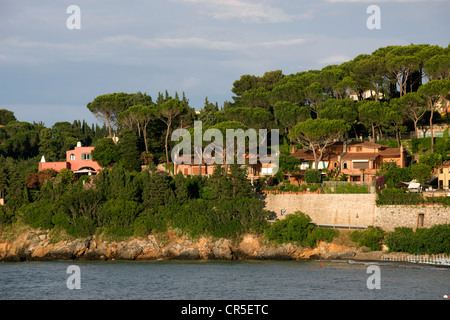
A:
[264, 211, 339, 247]
[384, 225, 450, 254]
[1, 44, 449, 253]
[6, 164, 269, 240]
[350, 227, 386, 251]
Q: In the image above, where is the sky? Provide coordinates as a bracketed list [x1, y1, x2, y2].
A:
[0, 0, 449, 127]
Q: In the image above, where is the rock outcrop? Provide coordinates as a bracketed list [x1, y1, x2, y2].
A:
[0, 229, 366, 262]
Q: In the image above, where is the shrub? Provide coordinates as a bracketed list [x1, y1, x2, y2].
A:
[304, 227, 339, 247]
[19, 199, 54, 230]
[101, 199, 142, 238]
[350, 226, 386, 251]
[305, 169, 322, 184]
[376, 188, 422, 205]
[385, 224, 450, 254]
[264, 212, 314, 244]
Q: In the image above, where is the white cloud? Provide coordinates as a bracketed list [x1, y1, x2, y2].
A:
[173, 0, 308, 23]
[318, 55, 351, 65]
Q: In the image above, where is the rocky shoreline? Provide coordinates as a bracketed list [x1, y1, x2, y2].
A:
[0, 228, 386, 263]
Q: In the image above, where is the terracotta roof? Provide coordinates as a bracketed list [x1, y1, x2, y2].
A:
[347, 141, 388, 149]
[380, 148, 402, 156]
[341, 153, 379, 160]
[291, 148, 340, 161]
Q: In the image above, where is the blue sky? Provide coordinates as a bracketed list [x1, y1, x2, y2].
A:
[0, 0, 449, 126]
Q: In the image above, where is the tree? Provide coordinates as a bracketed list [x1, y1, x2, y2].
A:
[334, 76, 357, 100]
[289, 118, 348, 170]
[158, 98, 189, 164]
[424, 54, 450, 80]
[223, 106, 274, 130]
[91, 138, 120, 167]
[304, 82, 326, 117]
[122, 104, 157, 154]
[87, 93, 132, 138]
[387, 55, 421, 97]
[417, 79, 450, 152]
[351, 55, 387, 100]
[358, 100, 394, 142]
[318, 99, 358, 138]
[410, 162, 433, 186]
[0, 109, 16, 125]
[273, 102, 310, 135]
[397, 92, 427, 133]
[278, 153, 302, 181]
[118, 129, 141, 172]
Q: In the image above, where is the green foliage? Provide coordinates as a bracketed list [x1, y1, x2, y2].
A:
[304, 169, 322, 184]
[92, 138, 120, 167]
[350, 226, 386, 251]
[19, 199, 54, 230]
[327, 183, 369, 194]
[0, 109, 17, 125]
[118, 129, 141, 172]
[376, 188, 422, 205]
[409, 162, 432, 185]
[101, 199, 142, 237]
[264, 211, 338, 246]
[376, 161, 411, 188]
[385, 225, 450, 254]
[52, 186, 103, 237]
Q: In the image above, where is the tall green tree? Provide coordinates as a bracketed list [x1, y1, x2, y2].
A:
[289, 118, 348, 170]
[273, 102, 311, 135]
[118, 129, 141, 172]
[417, 79, 450, 152]
[91, 138, 120, 168]
[0, 109, 17, 125]
[158, 98, 189, 164]
[87, 92, 132, 138]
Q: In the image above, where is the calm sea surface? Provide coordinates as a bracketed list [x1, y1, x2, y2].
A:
[0, 259, 448, 300]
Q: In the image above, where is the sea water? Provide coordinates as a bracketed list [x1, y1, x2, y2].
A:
[0, 260, 448, 300]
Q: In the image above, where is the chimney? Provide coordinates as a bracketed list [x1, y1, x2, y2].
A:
[77, 141, 82, 147]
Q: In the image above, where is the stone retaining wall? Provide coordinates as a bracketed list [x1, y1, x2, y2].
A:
[261, 193, 450, 231]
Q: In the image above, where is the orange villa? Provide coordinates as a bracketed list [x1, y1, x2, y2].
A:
[289, 141, 409, 183]
[340, 141, 408, 182]
[39, 142, 102, 176]
[172, 153, 278, 180]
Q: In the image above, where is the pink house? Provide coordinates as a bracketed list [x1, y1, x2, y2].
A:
[39, 142, 102, 176]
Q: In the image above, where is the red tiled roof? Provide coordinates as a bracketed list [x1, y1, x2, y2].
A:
[347, 141, 388, 149]
[291, 148, 339, 161]
[380, 148, 402, 156]
[341, 153, 379, 160]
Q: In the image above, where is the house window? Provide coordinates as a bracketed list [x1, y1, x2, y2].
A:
[81, 153, 92, 160]
[262, 167, 273, 175]
[343, 162, 347, 169]
[70, 154, 75, 160]
[418, 214, 424, 228]
[356, 147, 362, 152]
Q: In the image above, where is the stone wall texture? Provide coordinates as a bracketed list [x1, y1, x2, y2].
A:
[260, 194, 450, 231]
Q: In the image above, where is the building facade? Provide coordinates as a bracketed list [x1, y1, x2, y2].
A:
[39, 142, 102, 176]
[289, 141, 408, 184]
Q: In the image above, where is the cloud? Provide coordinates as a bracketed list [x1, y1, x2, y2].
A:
[0, 34, 309, 67]
[318, 55, 351, 65]
[173, 0, 309, 23]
